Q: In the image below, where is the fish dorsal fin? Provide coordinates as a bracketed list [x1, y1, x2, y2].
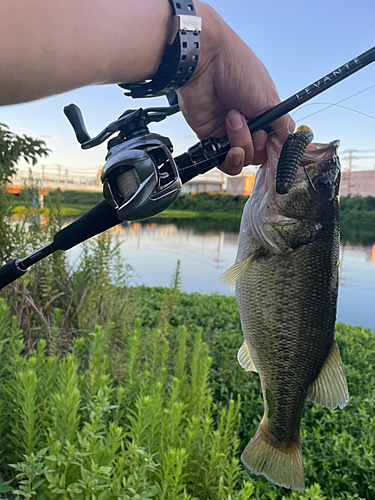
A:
[219, 254, 254, 291]
[307, 339, 349, 409]
[238, 340, 258, 372]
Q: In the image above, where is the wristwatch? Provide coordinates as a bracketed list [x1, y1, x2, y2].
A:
[119, 0, 202, 100]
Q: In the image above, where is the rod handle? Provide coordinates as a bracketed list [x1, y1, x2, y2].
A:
[0, 259, 27, 290]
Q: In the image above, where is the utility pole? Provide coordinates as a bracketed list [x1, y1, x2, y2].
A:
[348, 149, 354, 194]
[57, 164, 61, 183]
[41, 164, 45, 182]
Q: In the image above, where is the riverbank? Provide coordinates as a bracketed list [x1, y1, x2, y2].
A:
[12, 191, 375, 244]
[12, 203, 90, 216]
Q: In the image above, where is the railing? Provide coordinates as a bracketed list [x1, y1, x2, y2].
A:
[12, 172, 100, 186]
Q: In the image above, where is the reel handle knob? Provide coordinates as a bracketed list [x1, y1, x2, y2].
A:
[64, 104, 91, 144]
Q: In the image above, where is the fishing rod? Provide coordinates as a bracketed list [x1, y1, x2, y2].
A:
[0, 45, 374, 290]
[175, 45, 375, 182]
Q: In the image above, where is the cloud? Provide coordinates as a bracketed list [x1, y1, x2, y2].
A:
[13, 127, 58, 144]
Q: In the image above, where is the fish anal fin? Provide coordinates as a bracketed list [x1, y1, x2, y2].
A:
[219, 254, 254, 291]
[307, 339, 349, 410]
[241, 419, 304, 491]
[238, 340, 258, 372]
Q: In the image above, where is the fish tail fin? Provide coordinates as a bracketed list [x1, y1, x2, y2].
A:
[241, 419, 305, 492]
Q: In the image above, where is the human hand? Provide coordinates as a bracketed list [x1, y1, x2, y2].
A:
[177, 1, 294, 175]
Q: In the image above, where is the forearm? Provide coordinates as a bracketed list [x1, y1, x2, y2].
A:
[1, 0, 292, 174]
[0, 0, 180, 105]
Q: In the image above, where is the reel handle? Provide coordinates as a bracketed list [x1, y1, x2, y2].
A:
[64, 104, 91, 144]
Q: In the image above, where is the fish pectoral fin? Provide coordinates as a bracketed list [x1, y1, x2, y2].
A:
[307, 339, 349, 410]
[219, 254, 255, 291]
[238, 340, 258, 372]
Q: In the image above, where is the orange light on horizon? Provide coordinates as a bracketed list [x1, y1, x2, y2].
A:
[129, 222, 142, 232]
[243, 175, 256, 196]
[7, 187, 21, 194]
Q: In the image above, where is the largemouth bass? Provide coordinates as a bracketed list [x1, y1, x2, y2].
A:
[220, 135, 348, 491]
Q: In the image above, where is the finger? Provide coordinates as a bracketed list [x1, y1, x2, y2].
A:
[225, 109, 254, 166]
[222, 147, 245, 176]
[252, 129, 267, 165]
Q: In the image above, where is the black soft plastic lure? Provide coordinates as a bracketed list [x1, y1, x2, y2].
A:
[276, 128, 314, 194]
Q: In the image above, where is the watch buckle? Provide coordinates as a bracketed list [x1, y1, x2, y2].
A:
[168, 14, 202, 44]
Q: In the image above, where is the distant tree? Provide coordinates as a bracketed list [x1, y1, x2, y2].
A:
[0, 123, 50, 186]
[0, 123, 50, 261]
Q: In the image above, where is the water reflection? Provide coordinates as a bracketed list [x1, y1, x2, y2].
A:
[337, 244, 375, 330]
[69, 221, 375, 331]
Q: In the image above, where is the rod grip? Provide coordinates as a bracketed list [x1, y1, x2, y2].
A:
[0, 259, 27, 290]
[53, 200, 122, 251]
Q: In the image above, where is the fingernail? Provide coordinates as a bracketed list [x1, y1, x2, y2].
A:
[232, 150, 243, 167]
[228, 110, 243, 131]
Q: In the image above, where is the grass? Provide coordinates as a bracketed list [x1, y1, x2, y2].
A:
[11, 204, 95, 216]
[11, 205, 241, 221]
[156, 209, 200, 218]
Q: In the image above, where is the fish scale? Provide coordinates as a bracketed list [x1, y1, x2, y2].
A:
[237, 235, 337, 441]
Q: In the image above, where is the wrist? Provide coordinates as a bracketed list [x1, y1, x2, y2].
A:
[189, 2, 225, 80]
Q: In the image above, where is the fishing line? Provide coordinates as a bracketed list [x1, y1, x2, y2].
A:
[284, 101, 375, 141]
[282, 83, 375, 140]
[292, 82, 375, 122]
[293, 103, 375, 123]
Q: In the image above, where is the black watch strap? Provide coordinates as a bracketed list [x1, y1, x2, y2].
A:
[119, 0, 201, 99]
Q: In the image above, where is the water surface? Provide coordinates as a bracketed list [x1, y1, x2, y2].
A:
[70, 221, 374, 330]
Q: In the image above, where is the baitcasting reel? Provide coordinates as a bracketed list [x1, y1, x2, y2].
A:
[64, 103, 183, 221]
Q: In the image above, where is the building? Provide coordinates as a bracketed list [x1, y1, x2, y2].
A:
[226, 173, 256, 196]
[340, 170, 375, 197]
[182, 179, 223, 194]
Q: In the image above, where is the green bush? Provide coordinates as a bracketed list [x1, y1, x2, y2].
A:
[43, 190, 104, 207]
[128, 287, 375, 499]
[171, 192, 247, 214]
[0, 299, 254, 500]
[0, 279, 374, 499]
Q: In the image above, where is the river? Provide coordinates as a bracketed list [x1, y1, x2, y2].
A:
[69, 220, 375, 331]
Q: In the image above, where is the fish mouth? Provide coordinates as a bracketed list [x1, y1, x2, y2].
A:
[295, 140, 341, 193]
[244, 137, 341, 253]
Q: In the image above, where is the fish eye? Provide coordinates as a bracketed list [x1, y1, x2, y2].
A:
[315, 176, 332, 194]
